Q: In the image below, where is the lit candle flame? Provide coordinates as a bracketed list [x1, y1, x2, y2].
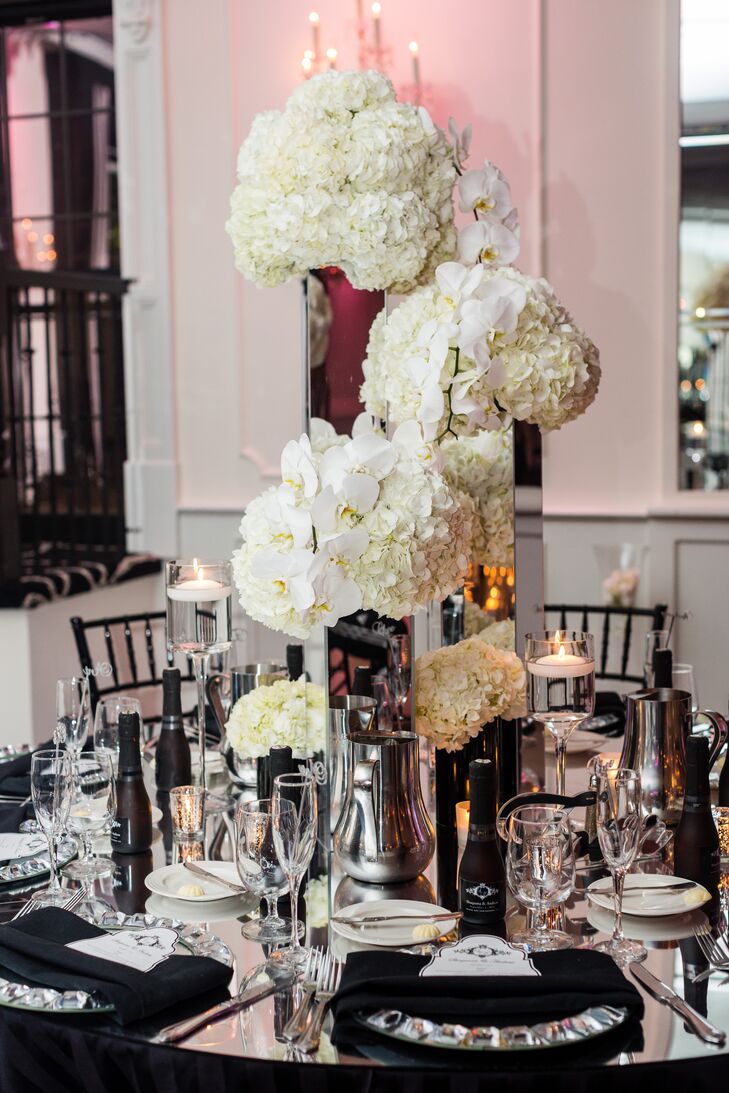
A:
[408, 39, 418, 54]
[558, 644, 565, 660]
[308, 10, 319, 24]
[371, 2, 381, 14]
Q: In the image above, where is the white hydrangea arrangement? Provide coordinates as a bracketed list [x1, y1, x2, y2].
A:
[415, 636, 526, 752]
[232, 416, 474, 637]
[226, 70, 456, 293]
[225, 678, 326, 759]
[360, 262, 600, 441]
[475, 617, 515, 651]
[441, 430, 513, 568]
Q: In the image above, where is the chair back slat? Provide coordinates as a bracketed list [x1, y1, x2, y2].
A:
[560, 608, 567, 631]
[620, 611, 633, 678]
[581, 608, 588, 633]
[103, 625, 120, 687]
[124, 622, 139, 684]
[600, 610, 610, 675]
[144, 617, 157, 681]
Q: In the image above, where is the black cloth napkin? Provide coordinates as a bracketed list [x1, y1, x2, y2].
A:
[0, 740, 54, 799]
[0, 800, 33, 834]
[0, 907, 233, 1025]
[331, 947, 644, 1048]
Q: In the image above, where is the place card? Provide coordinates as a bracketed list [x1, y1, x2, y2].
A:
[420, 935, 540, 978]
[0, 833, 48, 861]
[67, 927, 179, 973]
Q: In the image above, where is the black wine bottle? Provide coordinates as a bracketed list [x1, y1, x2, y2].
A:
[352, 666, 373, 698]
[111, 711, 153, 854]
[674, 735, 720, 896]
[155, 669, 192, 791]
[458, 758, 506, 925]
[653, 648, 673, 689]
[286, 644, 304, 681]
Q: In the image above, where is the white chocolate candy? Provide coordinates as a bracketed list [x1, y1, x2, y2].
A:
[177, 883, 205, 898]
[411, 922, 441, 941]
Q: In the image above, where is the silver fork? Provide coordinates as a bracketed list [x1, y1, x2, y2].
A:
[12, 886, 86, 921]
[694, 923, 729, 973]
[282, 946, 322, 1043]
[296, 951, 343, 1054]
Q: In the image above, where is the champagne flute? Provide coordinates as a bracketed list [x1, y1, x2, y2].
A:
[56, 677, 90, 778]
[63, 754, 115, 883]
[30, 751, 73, 907]
[387, 634, 411, 726]
[595, 767, 646, 966]
[271, 771, 317, 966]
[235, 799, 294, 943]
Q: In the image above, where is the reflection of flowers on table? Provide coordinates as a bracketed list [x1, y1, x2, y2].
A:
[415, 637, 525, 752]
[225, 678, 326, 759]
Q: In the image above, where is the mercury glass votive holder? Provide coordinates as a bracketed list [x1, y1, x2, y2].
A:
[712, 806, 729, 861]
[170, 785, 206, 842]
[174, 839, 205, 864]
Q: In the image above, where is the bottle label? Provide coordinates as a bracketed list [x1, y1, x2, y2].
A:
[110, 816, 131, 849]
[458, 877, 505, 920]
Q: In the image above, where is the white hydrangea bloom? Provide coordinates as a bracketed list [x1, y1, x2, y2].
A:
[232, 420, 474, 638]
[441, 430, 513, 568]
[463, 599, 490, 638]
[225, 678, 326, 759]
[360, 265, 600, 438]
[476, 618, 516, 651]
[415, 636, 526, 752]
[226, 70, 457, 293]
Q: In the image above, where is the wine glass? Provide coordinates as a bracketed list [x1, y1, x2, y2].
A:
[235, 799, 294, 943]
[506, 805, 576, 951]
[643, 629, 670, 686]
[673, 663, 698, 715]
[63, 754, 115, 883]
[56, 677, 90, 777]
[93, 696, 143, 772]
[595, 767, 646, 966]
[372, 676, 394, 732]
[30, 751, 73, 907]
[271, 771, 318, 966]
[526, 631, 595, 794]
[387, 634, 411, 725]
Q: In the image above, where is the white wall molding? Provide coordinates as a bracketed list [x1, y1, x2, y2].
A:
[113, 0, 178, 555]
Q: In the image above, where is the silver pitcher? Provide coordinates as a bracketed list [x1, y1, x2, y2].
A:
[329, 695, 376, 831]
[334, 731, 435, 883]
[208, 662, 287, 786]
[621, 688, 728, 824]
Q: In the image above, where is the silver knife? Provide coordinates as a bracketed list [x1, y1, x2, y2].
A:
[156, 974, 295, 1044]
[331, 911, 462, 926]
[182, 860, 249, 895]
[631, 963, 726, 1045]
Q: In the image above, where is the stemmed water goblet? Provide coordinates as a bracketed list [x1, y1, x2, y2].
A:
[505, 805, 576, 951]
[93, 695, 143, 773]
[166, 560, 232, 800]
[56, 677, 90, 779]
[387, 634, 411, 726]
[235, 798, 295, 943]
[30, 751, 73, 907]
[271, 771, 318, 966]
[526, 631, 595, 794]
[63, 753, 115, 886]
[595, 767, 646, 966]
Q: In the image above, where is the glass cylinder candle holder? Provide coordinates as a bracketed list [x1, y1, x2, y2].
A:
[170, 785, 206, 842]
[526, 631, 595, 795]
[166, 560, 232, 795]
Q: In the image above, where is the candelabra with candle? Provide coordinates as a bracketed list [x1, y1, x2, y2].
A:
[526, 631, 595, 795]
[166, 560, 232, 801]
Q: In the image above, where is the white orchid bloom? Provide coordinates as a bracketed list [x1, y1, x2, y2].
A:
[262, 489, 313, 550]
[459, 220, 520, 267]
[406, 354, 434, 387]
[309, 560, 362, 627]
[417, 380, 445, 437]
[309, 417, 338, 447]
[448, 117, 472, 170]
[473, 345, 508, 390]
[250, 548, 316, 612]
[391, 420, 442, 468]
[280, 434, 318, 498]
[435, 261, 484, 310]
[345, 433, 396, 479]
[458, 162, 513, 221]
[312, 527, 369, 570]
[351, 412, 383, 437]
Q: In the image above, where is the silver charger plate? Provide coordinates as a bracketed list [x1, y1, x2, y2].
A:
[356, 1004, 629, 1052]
[0, 911, 234, 1016]
[0, 837, 77, 886]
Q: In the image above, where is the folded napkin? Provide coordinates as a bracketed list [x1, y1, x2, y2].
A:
[0, 800, 33, 835]
[0, 740, 56, 799]
[0, 908, 233, 1024]
[331, 947, 644, 1048]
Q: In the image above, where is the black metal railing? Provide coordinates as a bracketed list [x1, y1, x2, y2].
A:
[0, 266, 129, 573]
